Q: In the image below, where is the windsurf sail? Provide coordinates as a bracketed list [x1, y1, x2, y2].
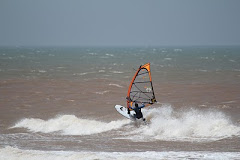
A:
[126, 63, 157, 109]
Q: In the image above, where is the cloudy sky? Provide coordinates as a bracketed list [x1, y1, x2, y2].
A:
[1, 0, 240, 46]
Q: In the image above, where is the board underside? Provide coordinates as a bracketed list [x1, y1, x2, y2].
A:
[115, 105, 135, 120]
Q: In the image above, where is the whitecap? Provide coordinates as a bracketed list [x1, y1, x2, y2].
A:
[11, 115, 129, 135]
[164, 58, 172, 61]
[57, 67, 66, 69]
[38, 70, 47, 73]
[88, 52, 97, 55]
[123, 104, 240, 142]
[95, 90, 110, 95]
[105, 53, 114, 57]
[109, 83, 123, 88]
[98, 70, 105, 73]
[111, 71, 123, 74]
[198, 69, 208, 72]
[229, 59, 236, 62]
[174, 49, 182, 52]
[73, 72, 95, 76]
[200, 57, 209, 60]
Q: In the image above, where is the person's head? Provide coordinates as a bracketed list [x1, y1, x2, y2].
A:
[135, 103, 138, 107]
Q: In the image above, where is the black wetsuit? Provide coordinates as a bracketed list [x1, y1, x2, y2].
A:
[129, 104, 145, 119]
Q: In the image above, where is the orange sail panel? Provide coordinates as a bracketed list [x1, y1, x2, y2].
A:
[127, 63, 156, 108]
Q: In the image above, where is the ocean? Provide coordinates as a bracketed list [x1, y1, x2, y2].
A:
[0, 46, 240, 159]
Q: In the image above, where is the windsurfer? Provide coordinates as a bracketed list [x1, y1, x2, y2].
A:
[128, 103, 146, 121]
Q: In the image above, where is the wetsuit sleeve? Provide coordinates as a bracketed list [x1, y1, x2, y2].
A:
[139, 104, 145, 108]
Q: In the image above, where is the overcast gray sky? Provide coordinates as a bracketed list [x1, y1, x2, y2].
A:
[1, 0, 240, 46]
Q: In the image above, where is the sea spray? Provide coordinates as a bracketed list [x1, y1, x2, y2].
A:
[11, 115, 129, 135]
[10, 106, 240, 141]
[127, 104, 240, 142]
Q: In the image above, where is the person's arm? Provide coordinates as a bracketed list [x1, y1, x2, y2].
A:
[128, 106, 133, 110]
[139, 103, 145, 108]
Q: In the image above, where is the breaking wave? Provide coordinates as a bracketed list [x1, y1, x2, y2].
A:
[10, 105, 240, 142]
[11, 115, 129, 135]
[128, 105, 240, 142]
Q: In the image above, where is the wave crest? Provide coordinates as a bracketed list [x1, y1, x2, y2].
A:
[129, 105, 240, 142]
[11, 115, 129, 135]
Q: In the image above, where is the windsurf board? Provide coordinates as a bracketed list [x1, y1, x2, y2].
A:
[115, 105, 135, 120]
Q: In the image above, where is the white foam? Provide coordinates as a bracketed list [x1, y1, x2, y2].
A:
[164, 58, 172, 61]
[105, 53, 114, 57]
[57, 67, 66, 69]
[73, 72, 95, 76]
[109, 83, 123, 88]
[98, 70, 105, 73]
[1, 146, 240, 160]
[111, 71, 123, 74]
[95, 90, 110, 95]
[88, 52, 97, 55]
[174, 49, 182, 52]
[201, 56, 209, 60]
[38, 70, 47, 73]
[126, 105, 240, 142]
[198, 69, 208, 72]
[11, 115, 129, 135]
[229, 59, 236, 62]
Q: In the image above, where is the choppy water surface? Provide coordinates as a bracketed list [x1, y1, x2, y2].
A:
[0, 46, 240, 159]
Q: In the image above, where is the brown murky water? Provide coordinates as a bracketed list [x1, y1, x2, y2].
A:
[0, 47, 240, 159]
